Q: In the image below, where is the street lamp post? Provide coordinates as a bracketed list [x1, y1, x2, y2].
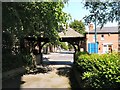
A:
[94, 13, 97, 43]
[85, 12, 97, 53]
[94, 12, 97, 53]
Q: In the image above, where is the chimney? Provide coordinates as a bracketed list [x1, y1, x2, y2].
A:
[89, 23, 94, 31]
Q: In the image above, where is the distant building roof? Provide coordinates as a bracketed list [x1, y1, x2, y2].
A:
[86, 26, 119, 34]
[58, 27, 84, 38]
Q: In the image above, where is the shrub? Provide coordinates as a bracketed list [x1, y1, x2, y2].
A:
[75, 52, 120, 88]
[2, 53, 32, 72]
[75, 51, 88, 60]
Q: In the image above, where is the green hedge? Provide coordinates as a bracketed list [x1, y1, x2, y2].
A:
[2, 53, 32, 72]
[75, 52, 120, 88]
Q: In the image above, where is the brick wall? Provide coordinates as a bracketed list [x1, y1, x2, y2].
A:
[118, 29, 120, 52]
[86, 33, 118, 54]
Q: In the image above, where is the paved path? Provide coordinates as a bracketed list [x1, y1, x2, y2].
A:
[20, 65, 71, 88]
[3, 51, 78, 89]
[3, 65, 72, 89]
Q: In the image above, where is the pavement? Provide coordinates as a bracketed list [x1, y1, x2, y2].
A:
[43, 51, 74, 65]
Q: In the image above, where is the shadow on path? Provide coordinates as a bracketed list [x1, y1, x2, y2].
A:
[56, 66, 81, 89]
[42, 57, 73, 65]
[2, 66, 53, 89]
[43, 55, 80, 89]
[44, 61, 73, 65]
[58, 51, 74, 54]
[2, 75, 23, 89]
[2, 65, 80, 89]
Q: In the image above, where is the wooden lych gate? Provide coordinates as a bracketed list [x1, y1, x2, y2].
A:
[23, 27, 86, 64]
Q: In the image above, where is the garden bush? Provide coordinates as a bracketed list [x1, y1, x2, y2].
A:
[2, 31, 33, 72]
[75, 52, 120, 88]
[2, 53, 32, 72]
[75, 51, 89, 60]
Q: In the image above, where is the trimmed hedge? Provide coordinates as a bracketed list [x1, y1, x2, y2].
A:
[75, 52, 120, 88]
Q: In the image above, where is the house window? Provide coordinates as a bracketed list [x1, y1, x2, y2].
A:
[101, 34, 104, 40]
[103, 44, 113, 53]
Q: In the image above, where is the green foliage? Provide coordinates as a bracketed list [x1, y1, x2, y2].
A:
[76, 52, 120, 88]
[60, 42, 68, 50]
[2, 30, 33, 72]
[2, 2, 71, 70]
[83, 1, 119, 28]
[69, 20, 85, 34]
[75, 51, 88, 60]
[2, 2, 70, 42]
[68, 43, 73, 50]
[2, 53, 32, 72]
[2, 31, 14, 54]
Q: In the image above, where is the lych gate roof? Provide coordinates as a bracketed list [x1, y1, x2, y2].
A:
[58, 27, 84, 38]
[87, 26, 119, 34]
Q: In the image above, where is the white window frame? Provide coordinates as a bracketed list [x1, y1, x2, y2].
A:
[101, 34, 104, 40]
[103, 43, 113, 53]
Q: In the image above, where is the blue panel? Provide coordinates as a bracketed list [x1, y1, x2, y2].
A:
[88, 43, 91, 53]
[88, 43, 98, 54]
[95, 43, 98, 53]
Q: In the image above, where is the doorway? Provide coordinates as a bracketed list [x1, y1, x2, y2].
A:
[88, 43, 98, 54]
[103, 44, 113, 53]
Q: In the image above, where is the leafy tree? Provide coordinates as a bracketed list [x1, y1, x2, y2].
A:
[68, 43, 73, 50]
[60, 42, 68, 50]
[2, 1, 71, 53]
[82, 1, 120, 28]
[69, 20, 85, 34]
[2, 1, 71, 70]
[2, 2, 70, 42]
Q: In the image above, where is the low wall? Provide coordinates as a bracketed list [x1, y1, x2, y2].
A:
[2, 67, 26, 81]
[72, 65, 82, 87]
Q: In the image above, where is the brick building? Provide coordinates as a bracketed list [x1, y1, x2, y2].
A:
[85, 24, 119, 54]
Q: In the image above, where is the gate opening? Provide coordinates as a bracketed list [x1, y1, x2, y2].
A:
[42, 42, 75, 65]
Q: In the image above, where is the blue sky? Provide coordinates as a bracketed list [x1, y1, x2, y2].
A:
[63, 0, 118, 29]
[63, 1, 89, 22]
